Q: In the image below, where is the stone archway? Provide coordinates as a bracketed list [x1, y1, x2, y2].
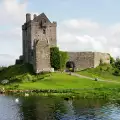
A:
[66, 61, 75, 72]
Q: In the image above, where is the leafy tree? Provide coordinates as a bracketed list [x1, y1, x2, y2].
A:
[50, 47, 69, 71]
[112, 57, 120, 76]
[50, 47, 60, 70]
[113, 68, 120, 76]
[59, 51, 68, 71]
[110, 55, 115, 65]
[114, 57, 120, 70]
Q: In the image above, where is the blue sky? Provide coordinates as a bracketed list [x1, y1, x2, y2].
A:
[0, 0, 120, 66]
[27, 0, 120, 24]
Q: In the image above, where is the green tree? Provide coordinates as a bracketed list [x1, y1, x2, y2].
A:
[59, 51, 68, 71]
[50, 47, 69, 71]
[50, 47, 60, 70]
[115, 57, 120, 70]
[110, 55, 115, 65]
[112, 57, 120, 76]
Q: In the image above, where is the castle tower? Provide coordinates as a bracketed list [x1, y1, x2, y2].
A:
[22, 13, 57, 73]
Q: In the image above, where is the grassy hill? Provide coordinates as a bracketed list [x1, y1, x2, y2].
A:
[1, 64, 120, 99]
[0, 64, 120, 90]
[77, 64, 120, 81]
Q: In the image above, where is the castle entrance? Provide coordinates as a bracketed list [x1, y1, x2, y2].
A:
[66, 61, 75, 72]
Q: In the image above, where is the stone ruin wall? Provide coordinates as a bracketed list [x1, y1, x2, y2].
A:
[67, 52, 94, 70]
[94, 52, 110, 68]
[33, 39, 51, 73]
[67, 52, 110, 70]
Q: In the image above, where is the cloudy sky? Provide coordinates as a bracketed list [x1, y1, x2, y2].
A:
[1, 0, 120, 66]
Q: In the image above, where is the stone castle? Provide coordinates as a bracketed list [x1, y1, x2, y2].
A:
[18, 13, 110, 73]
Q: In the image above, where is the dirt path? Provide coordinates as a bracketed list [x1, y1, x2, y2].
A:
[70, 73, 120, 84]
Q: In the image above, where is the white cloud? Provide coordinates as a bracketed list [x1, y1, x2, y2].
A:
[0, 54, 16, 66]
[58, 19, 120, 58]
[0, 0, 27, 26]
[0, 0, 120, 66]
[62, 19, 100, 30]
[0, 0, 27, 66]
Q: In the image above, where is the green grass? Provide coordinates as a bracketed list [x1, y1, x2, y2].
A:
[0, 64, 120, 94]
[0, 64, 33, 81]
[77, 64, 120, 82]
[2, 72, 120, 90]
[1, 64, 120, 99]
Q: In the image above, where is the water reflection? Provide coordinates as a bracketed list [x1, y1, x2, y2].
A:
[0, 95, 23, 120]
[1, 95, 120, 120]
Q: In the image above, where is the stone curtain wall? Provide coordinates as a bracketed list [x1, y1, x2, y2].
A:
[67, 52, 110, 70]
[94, 52, 110, 68]
[67, 52, 94, 70]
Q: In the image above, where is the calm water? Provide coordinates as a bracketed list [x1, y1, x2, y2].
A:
[0, 95, 120, 120]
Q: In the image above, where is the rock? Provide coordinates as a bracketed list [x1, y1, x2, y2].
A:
[1, 79, 9, 85]
[95, 78, 98, 81]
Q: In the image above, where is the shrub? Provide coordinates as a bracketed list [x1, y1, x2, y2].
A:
[1, 79, 9, 85]
[113, 68, 120, 76]
[50, 47, 68, 71]
[100, 59, 103, 65]
[100, 67, 102, 71]
[110, 55, 115, 64]
[114, 57, 120, 70]
[22, 73, 33, 82]
[59, 51, 69, 71]
[50, 47, 60, 70]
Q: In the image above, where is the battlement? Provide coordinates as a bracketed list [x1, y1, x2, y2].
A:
[26, 13, 31, 22]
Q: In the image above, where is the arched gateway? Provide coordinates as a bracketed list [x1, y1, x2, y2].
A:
[66, 61, 75, 72]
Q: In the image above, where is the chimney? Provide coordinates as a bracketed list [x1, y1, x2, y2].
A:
[33, 14, 37, 19]
[26, 13, 31, 22]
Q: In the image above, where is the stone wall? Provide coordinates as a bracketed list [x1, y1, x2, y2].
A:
[67, 52, 110, 70]
[33, 39, 51, 73]
[67, 52, 94, 70]
[94, 52, 110, 68]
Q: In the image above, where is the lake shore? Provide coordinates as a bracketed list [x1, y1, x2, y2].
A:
[1, 87, 120, 100]
[1, 64, 120, 100]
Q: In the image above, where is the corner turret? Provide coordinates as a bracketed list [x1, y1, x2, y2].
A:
[26, 13, 31, 22]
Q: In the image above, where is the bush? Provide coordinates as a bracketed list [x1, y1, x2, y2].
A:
[100, 67, 102, 71]
[100, 59, 103, 65]
[114, 57, 120, 70]
[50, 47, 60, 70]
[50, 47, 68, 71]
[59, 51, 69, 71]
[113, 68, 120, 76]
[0, 67, 6, 72]
[110, 55, 115, 65]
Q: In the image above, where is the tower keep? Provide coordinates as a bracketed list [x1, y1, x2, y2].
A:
[22, 13, 57, 73]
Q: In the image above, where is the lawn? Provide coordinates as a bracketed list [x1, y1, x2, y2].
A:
[1, 64, 120, 91]
[1, 64, 120, 99]
[77, 64, 120, 82]
[4, 73, 120, 90]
